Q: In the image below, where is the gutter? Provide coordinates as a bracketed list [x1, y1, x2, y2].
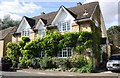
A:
[74, 18, 91, 22]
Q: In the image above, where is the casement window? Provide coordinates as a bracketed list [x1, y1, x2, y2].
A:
[38, 29, 44, 36]
[57, 47, 72, 58]
[23, 30, 30, 37]
[58, 20, 71, 32]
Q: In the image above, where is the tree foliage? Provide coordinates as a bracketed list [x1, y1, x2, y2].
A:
[0, 15, 20, 29]
[7, 42, 21, 61]
[6, 30, 101, 69]
[107, 26, 120, 44]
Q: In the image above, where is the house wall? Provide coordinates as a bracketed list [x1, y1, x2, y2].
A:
[53, 9, 75, 32]
[12, 34, 21, 43]
[3, 33, 12, 56]
[30, 30, 35, 40]
[17, 17, 31, 33]
[12, 30, 37, 43]
[0, 40, 4, 58]
[79, 22, 92, 32]
[71, 23, 79, 32]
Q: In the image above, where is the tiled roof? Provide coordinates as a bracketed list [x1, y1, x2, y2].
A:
[32, 11, 57, 26]
[24, 16, 35, 28]
[0, 27, 17, 40]
[31, 2, 98, 26]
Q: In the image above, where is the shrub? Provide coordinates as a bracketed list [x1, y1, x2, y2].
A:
[22, 36, 30, 43]
[7, 42, 21, 68]
[12, 60, 18, 68]
[52, 57, 71, 70]
[69, 68, 78, 72]
[78, 58, 96, 73]
[70, 58, 96, 73]
[30, 58, 41, 68]
[19, 57, 30, 68]
[40, 56, 53, 69]
[18, 62, 26, 68]
[69, 55, 87, 68]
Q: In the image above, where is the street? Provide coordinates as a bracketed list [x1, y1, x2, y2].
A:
[0, 69, 120, 78]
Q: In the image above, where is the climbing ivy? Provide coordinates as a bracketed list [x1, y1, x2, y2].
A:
[91, 22, 102, 61]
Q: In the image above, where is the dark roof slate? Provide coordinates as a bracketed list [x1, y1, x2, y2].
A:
[24, 16, 35, 28]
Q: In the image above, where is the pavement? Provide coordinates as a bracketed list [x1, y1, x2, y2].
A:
[16, 69, 119, 76]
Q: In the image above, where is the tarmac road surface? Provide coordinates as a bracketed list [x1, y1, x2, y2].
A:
[0, 69, 120, 78]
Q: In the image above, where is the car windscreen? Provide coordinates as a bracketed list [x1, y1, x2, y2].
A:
[109, 55, 120, 60]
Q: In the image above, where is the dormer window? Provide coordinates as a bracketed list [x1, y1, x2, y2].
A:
[38, 29, 44, 37]
[58, 20, 71, 32]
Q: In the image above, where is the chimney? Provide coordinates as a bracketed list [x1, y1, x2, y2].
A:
[40, 12, 45, 15]
[77, 2, 82, 6]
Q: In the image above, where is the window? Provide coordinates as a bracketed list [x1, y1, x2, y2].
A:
[58, 20, 71, 32]
[23, 30, 30, 36]
[58, 47, 72, 58]
[38, 29, 44, 36]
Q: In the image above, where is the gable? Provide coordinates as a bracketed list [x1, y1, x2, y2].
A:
[52, 6, 75, 25]
[35, 19, 45, 30]
[17, 17, 31, 33]
[32, 2, 98, 26]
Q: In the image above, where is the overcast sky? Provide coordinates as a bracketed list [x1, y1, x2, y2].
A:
[0, 0, 119, 29]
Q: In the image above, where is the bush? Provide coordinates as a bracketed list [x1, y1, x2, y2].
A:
[40, 56, 53, 69]
[30, 58, 41, 68]
[78, 58, 96, 73]
[12, 60, 18, 68]
[52, 57, 71, 70]
[22, 36, 30, 43]
[19, 57, 30, 68]
[18, 62, 26, 68]
[69, 58, 96, 73]
[69, 55, 87, 68]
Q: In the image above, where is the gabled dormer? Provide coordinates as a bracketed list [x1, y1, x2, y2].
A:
[51, 6, 75, 32]
[16, 16, 35, 37]
[35, 18, 45, 36]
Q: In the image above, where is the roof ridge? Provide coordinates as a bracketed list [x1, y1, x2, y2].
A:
[32, 1, 98, 19]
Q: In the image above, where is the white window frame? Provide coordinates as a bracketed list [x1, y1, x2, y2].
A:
[22, 29, 30, 37]
[58, 20, 71, 32]
[57, 47, 72, 58]
[38, 29, 44, 36]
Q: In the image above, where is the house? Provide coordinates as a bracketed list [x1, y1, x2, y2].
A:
[12, 2, 109, 59]
[0, 27, 17, 58]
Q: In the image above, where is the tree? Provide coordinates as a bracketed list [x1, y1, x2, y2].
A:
[107, 26, 120, 44]
[0, 15, 20, 29]
[7, 42, 21, 67]
[107, 26, 120, 54]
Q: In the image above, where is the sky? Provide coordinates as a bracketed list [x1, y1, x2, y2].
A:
[0, 0, 119, 29]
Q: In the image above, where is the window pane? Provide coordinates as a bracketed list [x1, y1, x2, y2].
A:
[24, 30, 29, 36]
[67, 21, 70, 30]
[58, 47, 72, 57]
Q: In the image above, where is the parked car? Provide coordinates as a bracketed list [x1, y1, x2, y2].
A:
[106, 54, 120, 71]
[0, 57, 12, 70]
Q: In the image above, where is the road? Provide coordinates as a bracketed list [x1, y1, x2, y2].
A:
[0, 69, 120, 78]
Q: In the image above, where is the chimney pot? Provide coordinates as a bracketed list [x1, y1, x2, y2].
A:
[40, 12, 45, 15]
[77, 2, 82, 6]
